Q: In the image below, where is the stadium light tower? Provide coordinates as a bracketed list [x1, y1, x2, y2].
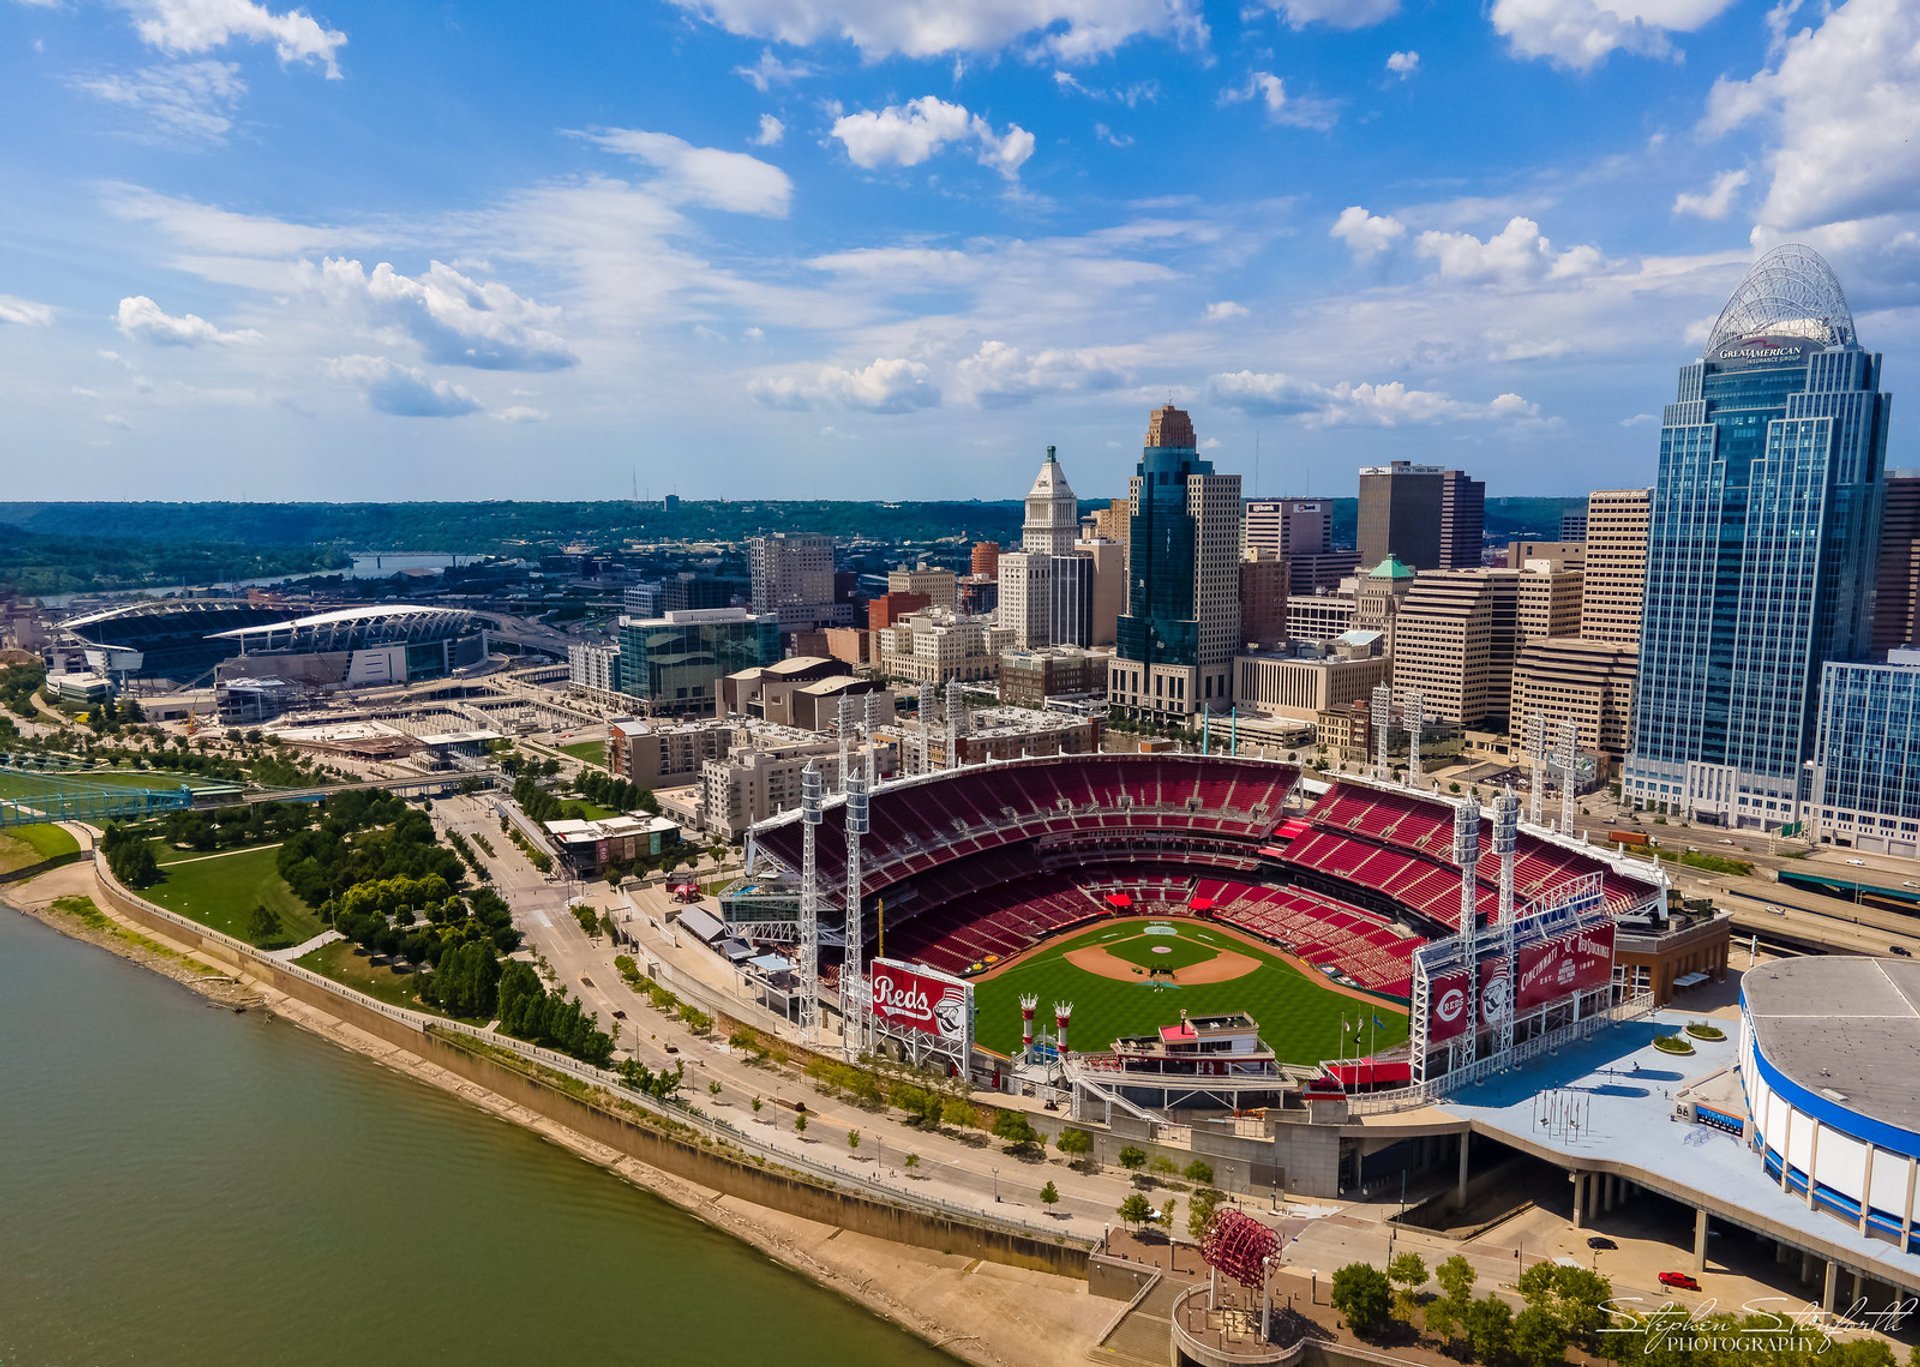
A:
[1527, 713, 1547, 827]
[1371, 684, 1392, 781]
[1404, 690, 1425, 788]
[919, 681, 939, 775]
[945, 682, 965, 769]
[836, 693, 854, 794]
[1452, 793, 1482, 1071]
[1491, 789, 1519, 1068]
[798, 761, 823, 1044]
[841, 758, 869, 1058]
[1557, 718, 1579, 836]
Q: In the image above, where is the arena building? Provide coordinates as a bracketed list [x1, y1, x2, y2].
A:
[211, 605, 490, 690]
[60, 597, 299, 686]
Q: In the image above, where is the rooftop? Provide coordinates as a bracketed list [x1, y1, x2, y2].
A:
[1742, 957, 1920, 1137]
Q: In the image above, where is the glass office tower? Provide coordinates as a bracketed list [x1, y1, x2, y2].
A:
[1624, 246, 1890, 828]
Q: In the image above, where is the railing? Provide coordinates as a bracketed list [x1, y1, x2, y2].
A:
[93, 854, 1086, 1250]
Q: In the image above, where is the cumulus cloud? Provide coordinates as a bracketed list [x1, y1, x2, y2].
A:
[1702, 0, 1920, 257]
[323, 355, 481, 417]
[1204, 300, 1249, 321]
[1672, 168, 1749, 220]
[750, 357, 940, 413]
[1415, 216, 1603, 284]
[1489, 0, 1738, 71]
[666, 0, 1207, 63]
[1331, 206, 1406, 261]
[128, 0, 348, 76]
[0, 295, 55, 327]
[953, 339, 1126, 406]
[575, 128, 793, 215]
[1219, 72, 1338, 129]
[69, 60, 247, 142]
[116, 294, 260, 346]
[1261, 0, 1398, 26]
[303, 258, 576, 371]
[1386, 50, 1419, 78]
[831, 97, 1035, 180]
[1209, 369, 1542, 428]
[751, 114, 785, 147]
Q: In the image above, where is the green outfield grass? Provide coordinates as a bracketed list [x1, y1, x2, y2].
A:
[560, 739, 606, 767]
[141, 840, 324, 948]
[969, 918, 1407, 1066]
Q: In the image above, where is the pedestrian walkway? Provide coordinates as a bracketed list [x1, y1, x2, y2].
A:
[272, 928, 341, 961]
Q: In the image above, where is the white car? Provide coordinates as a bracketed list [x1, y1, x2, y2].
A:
[1845, 858, 1867, 867]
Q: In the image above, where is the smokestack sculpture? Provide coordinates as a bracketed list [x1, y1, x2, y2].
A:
[1021, 994, 1038, 1052]
[1054, 1001, 1073, 1056]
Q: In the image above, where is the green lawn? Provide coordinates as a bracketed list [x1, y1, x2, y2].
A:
[560, 739, 607, 767]
[970, 918, 1407, 1066]
[141, 840, 324, 949]
[297, 939, 429, 1013]
[0, 822, 81, 870]
[0, 768, 234, 801]
[562, 798, 621, 821]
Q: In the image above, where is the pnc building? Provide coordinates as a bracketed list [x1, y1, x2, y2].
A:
[1625, 246, 1891, 827]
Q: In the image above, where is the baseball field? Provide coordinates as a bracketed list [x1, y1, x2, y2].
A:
[969, 917, 1407, 1065]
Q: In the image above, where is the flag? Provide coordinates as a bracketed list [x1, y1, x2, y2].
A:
[1373, 1014, 1386, 1030]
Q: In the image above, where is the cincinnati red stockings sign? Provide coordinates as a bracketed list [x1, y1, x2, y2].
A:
[870, 960, 971, 1044]
[1515, 922, 1615, 1013]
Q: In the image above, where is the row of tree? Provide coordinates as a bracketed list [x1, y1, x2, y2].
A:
[277, 790, 465, 909]
[497, 961, 614, 1066]
[160, 803, 309, 854]
[101, 822, 159, 887]
[572, 767, 659, 818]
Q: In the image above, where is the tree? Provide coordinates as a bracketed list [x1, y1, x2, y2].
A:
[1464, 1295, 1514, 1365]
[904, 1153, 920, 1173]
[1117, 1193, 1155, 1231]
[1330, 1263, 1393, 1339]
[847, 1129, 861, 1153]
[1187, 1187, 1222, 1241]
[1386, 1251, 1428, 1324]
[1426, 1255, 1478, 1346]
[245, 903, 285, 945]
[1118, 1145, 1147, 1171]
[1160, 1197, 1176, 1232]
[992, 1109, 1040, 1151]
[1512, 1305, 1568, 1367]
[793, 1112, 808, 1136]
[1183, 1160, 1214, 1184]
[1039, 1181, 1060, 1209]
[751, 1096, 763, 1114]
[1055, 1128, 1094, 1160]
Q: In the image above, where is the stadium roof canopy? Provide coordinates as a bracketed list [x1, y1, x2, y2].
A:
[1744, 957, 1920, 1136]
[211, 604, 483, 653]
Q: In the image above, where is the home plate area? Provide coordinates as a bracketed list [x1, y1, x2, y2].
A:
[1064, 922, 1260, 986]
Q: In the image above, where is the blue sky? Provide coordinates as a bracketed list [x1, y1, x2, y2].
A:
[2, 0, 1915, 505]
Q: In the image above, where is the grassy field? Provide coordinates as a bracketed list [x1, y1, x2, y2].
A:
[296, 939, 430, 1013]
[141, 841, 324, 948]
[0, 768, 235, 801]
[0, 822, 81, 872]
[970, 918, 1407, 1065]
[560, 739, 606, 767]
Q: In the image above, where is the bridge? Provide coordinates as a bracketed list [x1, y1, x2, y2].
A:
[0, 765, 498, 827]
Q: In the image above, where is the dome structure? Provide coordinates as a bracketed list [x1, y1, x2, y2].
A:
[1705, 244, 1857, 358]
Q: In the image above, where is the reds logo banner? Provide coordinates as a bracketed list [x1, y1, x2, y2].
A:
[1515, 921, 1615, 1013]
[870, 959, 972, 1045]
[1427, 969, 1472, 1043]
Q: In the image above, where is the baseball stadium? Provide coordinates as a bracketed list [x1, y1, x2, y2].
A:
[744, 753, 1666, 1097]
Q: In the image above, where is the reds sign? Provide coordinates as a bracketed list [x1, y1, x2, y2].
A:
[1515, 921, 1615, 1013]
[1427, 969, 1472, 1044]
[869, 959, 973, 1046]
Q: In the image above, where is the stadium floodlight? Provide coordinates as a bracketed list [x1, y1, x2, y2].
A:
[799, 761, 823, 1043]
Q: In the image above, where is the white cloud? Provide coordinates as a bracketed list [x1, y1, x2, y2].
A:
[575, 128, 792, 216]
[732, 48, 816, 92]
[1489, 0, 1738, 71]
[1620, 412, 1659, 427]
[1094, 122, 1133, 148]
[1330, 206, 1406, 261]
[1703, 0, 1920, 256]
[1386, 50, 1419, 78]
[115, 295, 260, 346]
[69, 60, 246, 142]
[666, 0, 1208, 63]
[1052, 70, 1159, 105]
[751, 114, 785, 147]
[128, 0, 348, 76]
[751, 357, 940, 413]
[831, 97, 1035, 180]
[1204, 300, 1249, 321]
[1672, 168, 1749, 220]
[1416, 216, 1603, 284]
[323, 355, 481, 417]
[1220, 72, 1338, 129]
[1209, 369, 1542, 427]
[0, 295, 55, 327]
[953, 339, 1126, 406]
[491, 404, 550, 424]
[1262, 0, 1398, 27]
[303, 257, 577, 371]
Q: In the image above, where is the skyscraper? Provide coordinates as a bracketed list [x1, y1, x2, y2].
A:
[1578, 488, 1651, 646]
[1243, 498, 1331, 559]
[1108, 405, 1241, 721]
[1022, 445, 1079, 554]
[748, 533, 845, 632]
[1624, 246, 1890, 827]
[1872, 471, 1920, 656]
[1356, 461, 1484, 570]
[1001, 448, 1094, 647]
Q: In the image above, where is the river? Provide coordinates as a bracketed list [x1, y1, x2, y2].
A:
[0, 910, 953, 1366]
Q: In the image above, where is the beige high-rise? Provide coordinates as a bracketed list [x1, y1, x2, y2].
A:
[1390, 567, 1581, 729]
[1579, 488, 1650, 645]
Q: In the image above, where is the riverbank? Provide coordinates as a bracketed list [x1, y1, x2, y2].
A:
[3, 862, 1111, 1367]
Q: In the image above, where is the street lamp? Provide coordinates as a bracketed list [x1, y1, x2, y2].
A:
[993, 1166, 1000, 1202]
